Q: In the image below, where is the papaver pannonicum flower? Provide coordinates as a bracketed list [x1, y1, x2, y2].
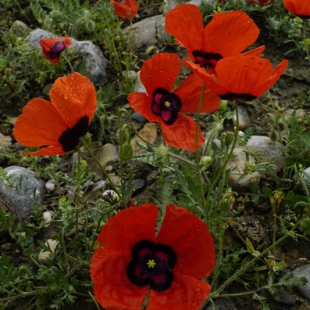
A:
[13, 72, 96, 156]
[90, 203, 216, 310]
[249, 0, 273, 5]
[127, 53, 220, 152]
[165, 5, 264, 70]
[39, 37, 71, 63]
[283, 0, 310, 18]
[186, 55, 288, 101]
[111, 0, 139, 19]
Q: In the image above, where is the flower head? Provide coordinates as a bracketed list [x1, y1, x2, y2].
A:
[111, 0, 139, 19]
[13, 72, 97, 156]
[186, 55, 288, 101]
[165, 5, 264, 70]
[90, 203, 216, 310]
[283, 0, 310, 18]
[127, 53, 220, 152]
[39, 37, 71, 63]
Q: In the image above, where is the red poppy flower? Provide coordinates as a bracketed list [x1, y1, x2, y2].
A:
[111, 0, 139, 19]
[127, 53, 220, 152]
[39, 37, 71, 63]
[13, 72, 97, 156]
[249, 0, 274, 5]
[165, 5, 264, 70]
[186, 55, 288, 101]
[90, 203, 216, 310]
[283, 0, 310, 18]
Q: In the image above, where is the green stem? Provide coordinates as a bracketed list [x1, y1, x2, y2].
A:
[205, 103, 240, 213]
[80, 138, 120, 196]
[0, 289, 47, 302]
[62, 54, 75, 73]
[196, 83, 206, 166]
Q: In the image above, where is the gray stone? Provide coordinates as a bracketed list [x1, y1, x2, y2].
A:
[25, 29, 108, 83]
[94, 143, 119, 168]
[131, 112, 147, 124]
[123, 15, 166, 50]
[233, 106, 251, 130]
[291, 265, 310, 300]
[225, 146, 261, 190]
[0, 166, 45, 219]
[246, 135, 285, 174]
[91, 180, 107, 192]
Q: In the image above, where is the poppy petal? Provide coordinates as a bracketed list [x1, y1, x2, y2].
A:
[13, 98, 68, 153]
[147, 273, 211, 310]
[111, 0, 139, 19]
[156, 205, 216, 278]
[140, 53, 181, 97]
[128, 92, 160, 123]
[161, 114, 204, 151]
[283, 0, 310, 17]
[241, 45, 265, 57]
[97, 204, 158, 256]
[174, 73, 220, 113]
[202, 11, 260, 57]
[184, 60, 227, 95]
[49, 72, 97, 129]
[165, 4, 204, 60]
[91, 248, 148, 310]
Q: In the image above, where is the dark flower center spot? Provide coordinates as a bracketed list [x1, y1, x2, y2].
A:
[219, 93, 257, 101]
[58, 115, 89, 152]
[151, 88, 182, 125]
[192, 50, 223, 69]
[49, 41, 66, 59]
[126, 240, 177, 292]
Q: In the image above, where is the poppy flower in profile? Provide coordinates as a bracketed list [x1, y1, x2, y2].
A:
[13, 72, 97, 156]
[186, 55, 288, 101]
[39, 37, 71, 63]
[283, 0, 310, 18]
[165, 5, 264, 70]
[90, 203, 216, 310]
[111, 0, 139, 19]
[127, 53, 220, 152]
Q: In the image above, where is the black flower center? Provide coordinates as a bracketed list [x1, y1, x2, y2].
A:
[151, 88, 182, 125]
[49, 41, 66, 59]
[192, 50, 223, 69]
[126, 240, 177, 291]
[58, 116, 89, 152]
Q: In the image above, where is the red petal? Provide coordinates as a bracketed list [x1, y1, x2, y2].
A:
[98, 204, 158, 256]
[111, 0, 139, 19]
[161, 113, 204, 152]
[203, 11, 259, 57]
[127, 92, 160, 123]
[283, 0, 310, 17]
[49, 72, 97, 129]
[147, 273, 211, 310]
[241, 45, 265, 57]
[140, 53, 180, 97]
[91, 248, 147, 310]
[174, 73, 220, 113]
[13, 98, 68, 155]
[156, 205, 215, 278]
[165, 4, 203, 60]
[185, 60, 227, 96]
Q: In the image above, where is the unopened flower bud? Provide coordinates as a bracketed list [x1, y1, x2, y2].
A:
[120, 143, 133, 161]
[200, 156, 212, 166]
[157, 144, 169, 158]
[119, 127, 130, 144]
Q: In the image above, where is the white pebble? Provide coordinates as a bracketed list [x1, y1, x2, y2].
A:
[102, 190, 119, 201]
[42, 211, 53, 227]
[38, 239, 59, 262]
[45, 180, 55, 191]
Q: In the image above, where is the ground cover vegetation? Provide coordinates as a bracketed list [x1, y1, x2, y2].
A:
[1, 0, 310, 309]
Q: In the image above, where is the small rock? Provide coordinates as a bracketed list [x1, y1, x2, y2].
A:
[131, 112, 147, 124]
[291, 265, 310, 300]
[233, 106, 251, 130]
[42, 211, 54, 227]
[94, 143, 118, 167]
[38, 239, 59, 262]
[102, 190, 119, 202]
[0, 133, 12, 148]
[126, 179, 145, 195]
[0, 166, 45, 219]
[130, 123, 158, 153]
[273, 291, 296, 305]
[45, 180, 55, 192]
[283, 109, 307, 122]
[246, 135, 284, 174]
[225, 146, 261, 190]
[133, 71, 145, 92]
[203, 298, 236, 310]
[299, 301, 310, 310]
[91, 180, 106, 192]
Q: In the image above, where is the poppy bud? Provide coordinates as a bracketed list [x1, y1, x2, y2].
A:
[157, 144, 169, 158]
[120, 142, 133, 161]
[119, 127, 130, 144]
[224, 131, 234, 146]
[200, 156, 212, 166]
